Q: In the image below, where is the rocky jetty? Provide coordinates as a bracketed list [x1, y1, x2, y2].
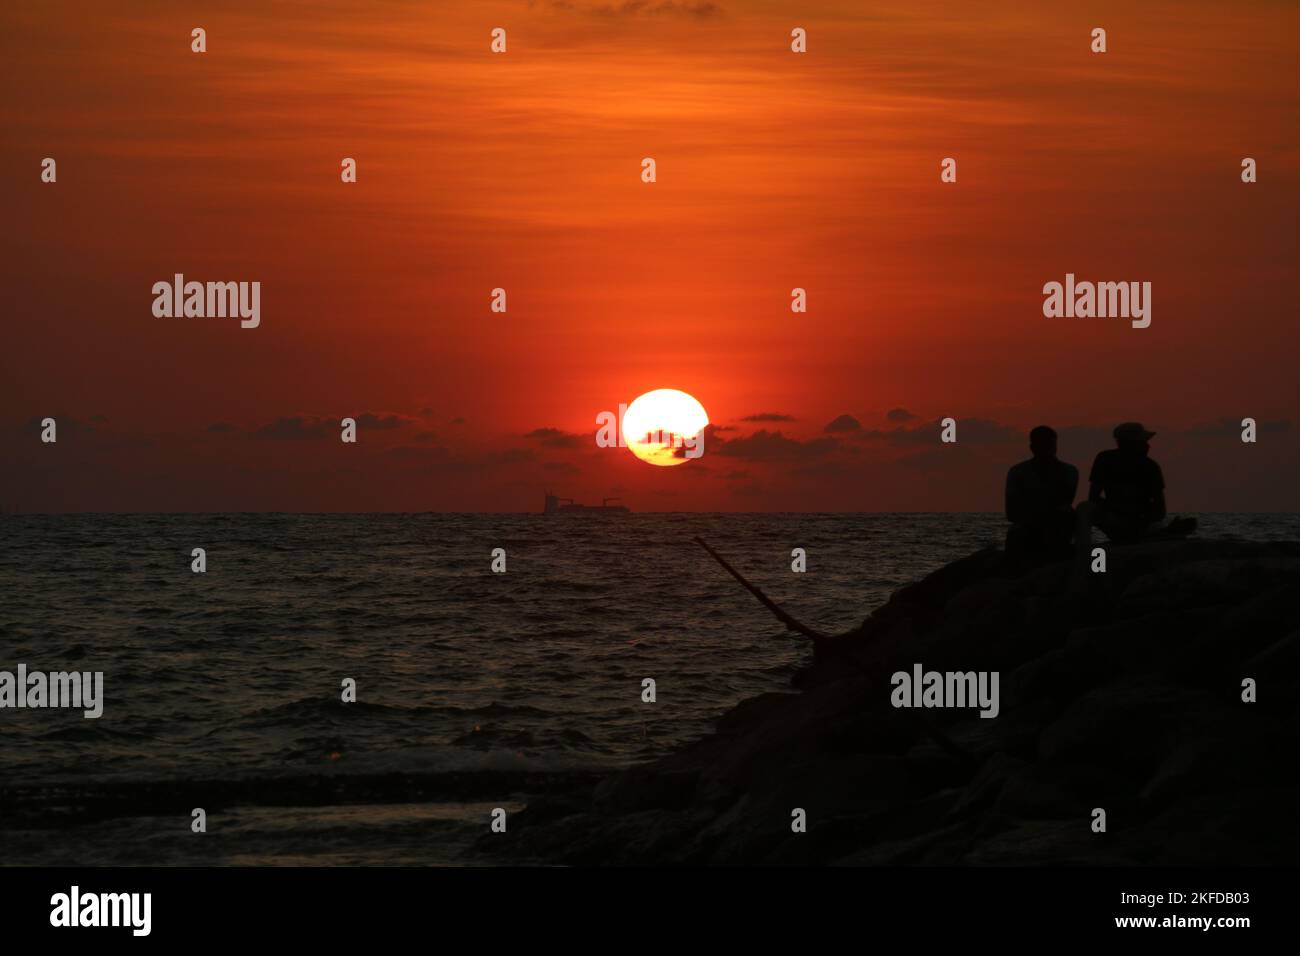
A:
[478, 538, 1300, 864]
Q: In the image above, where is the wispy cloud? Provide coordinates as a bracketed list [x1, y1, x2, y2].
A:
[533, 0, 724, 19]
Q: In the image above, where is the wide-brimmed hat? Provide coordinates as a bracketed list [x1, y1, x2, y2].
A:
[1113, 421, 1156, 441]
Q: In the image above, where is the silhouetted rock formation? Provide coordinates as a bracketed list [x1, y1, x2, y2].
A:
[478, 538, 1300, 864]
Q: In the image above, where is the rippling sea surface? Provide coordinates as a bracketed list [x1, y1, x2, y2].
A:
[2, 512, 1297, 864]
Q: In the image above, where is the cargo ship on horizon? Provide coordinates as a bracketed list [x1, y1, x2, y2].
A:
[543, 492, 630, 515]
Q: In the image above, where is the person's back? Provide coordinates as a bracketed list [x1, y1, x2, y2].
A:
[1089, 422, 1166, 541]
[1006, 458, 1078, 523]
[1005, 426, 1078, 560]
[1089, 449, 1163, 518]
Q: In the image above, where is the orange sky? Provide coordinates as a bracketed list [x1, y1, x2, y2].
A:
[2, 0, 1297, 511]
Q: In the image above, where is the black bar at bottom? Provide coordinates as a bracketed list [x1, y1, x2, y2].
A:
[0, 866, 1287, 943]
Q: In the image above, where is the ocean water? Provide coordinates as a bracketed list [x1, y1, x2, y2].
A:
[2, 512, 1297, 864]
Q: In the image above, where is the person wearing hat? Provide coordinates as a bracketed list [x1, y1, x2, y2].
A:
[1087, 422, 1166, 542]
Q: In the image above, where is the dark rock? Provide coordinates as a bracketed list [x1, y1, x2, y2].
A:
[475, 538, 1300, 865]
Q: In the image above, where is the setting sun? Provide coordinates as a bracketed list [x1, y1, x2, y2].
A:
[622, 389, 709, 467]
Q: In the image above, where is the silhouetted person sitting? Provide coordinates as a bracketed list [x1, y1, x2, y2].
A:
[1088, 422, 1168, 542]
[1005, 425, 1078, 560]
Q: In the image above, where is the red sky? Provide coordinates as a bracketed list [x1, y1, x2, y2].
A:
[2, 0, 1297, 511]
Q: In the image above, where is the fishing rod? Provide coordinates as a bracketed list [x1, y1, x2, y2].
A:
[692, 536, 829, 641]
[692, 535, 976, 770]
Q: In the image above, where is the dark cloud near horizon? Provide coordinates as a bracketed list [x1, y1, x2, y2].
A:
[524, 427, 585, 449]
[740, 412, 795, 423]
[715, 428, 838, 461]
[951, 418, 1023, 443]
[886, 407, 917, 423]
[355, 413, 410, 430]
[252, 416, 334, 440]
[247, 412, 413, 440]
[824, 414, 861, 433]
[860, 418, 1021, 446]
